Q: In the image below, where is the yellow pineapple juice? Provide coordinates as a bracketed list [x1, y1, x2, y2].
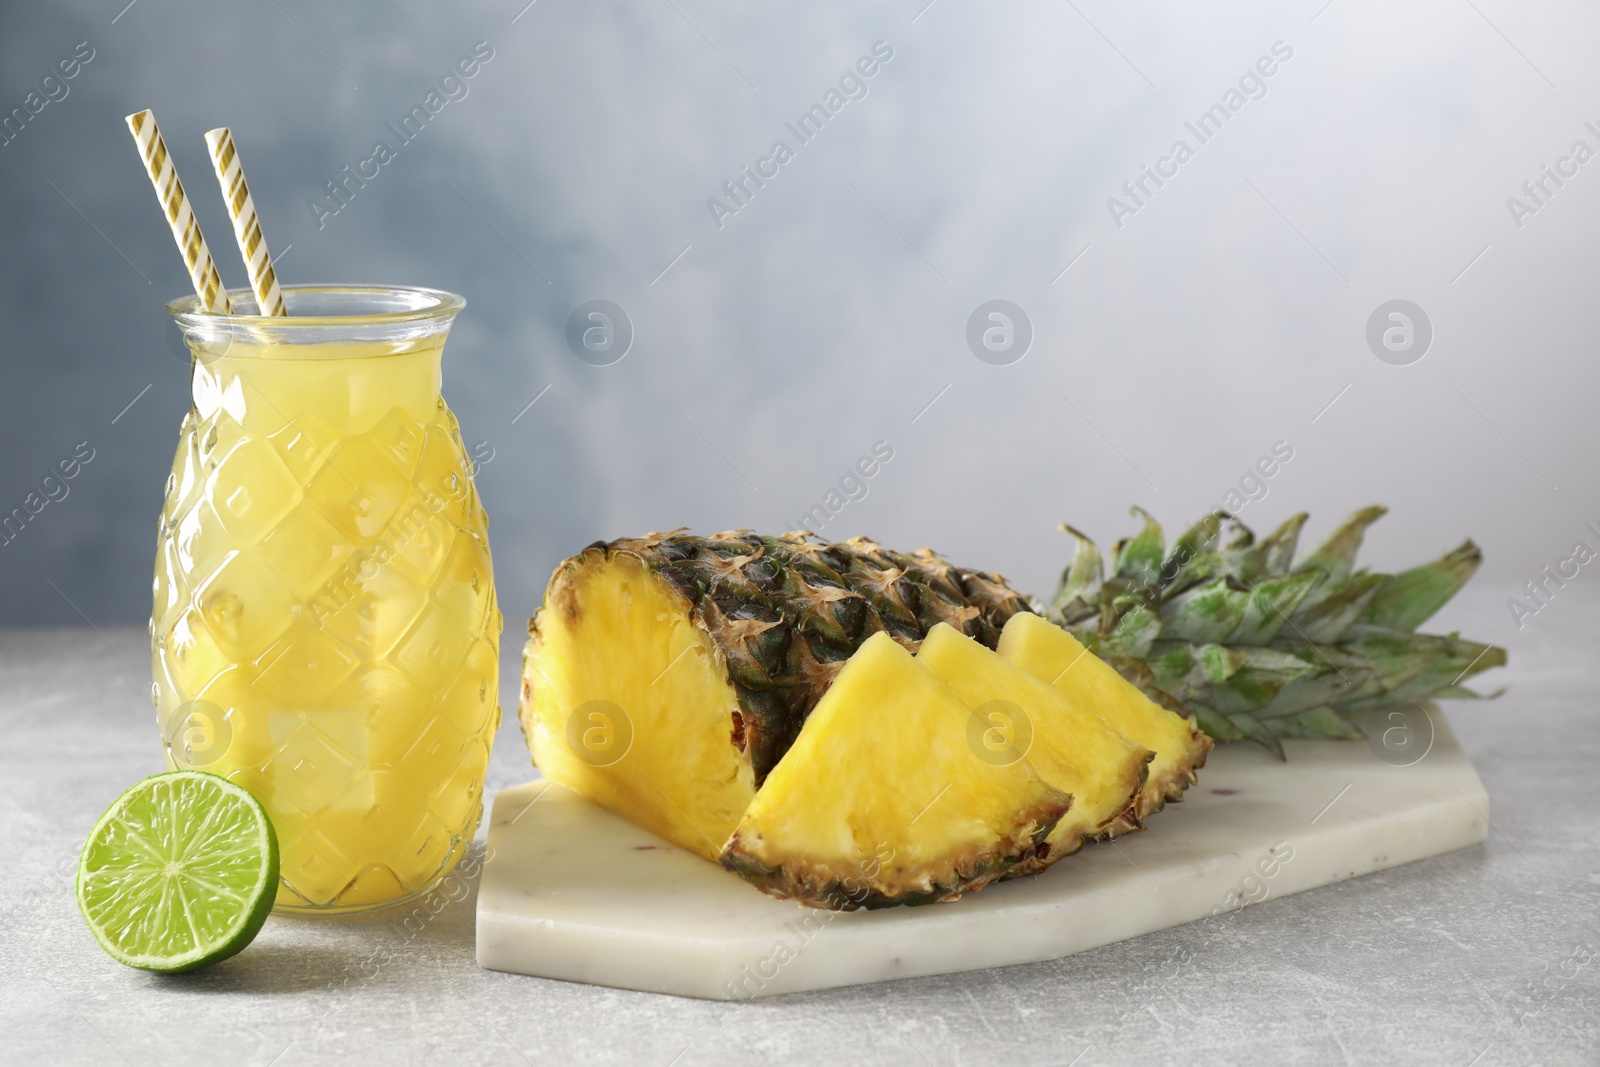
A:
[155, 286, 500, 914]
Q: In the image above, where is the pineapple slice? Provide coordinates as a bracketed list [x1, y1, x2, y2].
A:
[997, 612, 1210, 819]
[916, 623, 1151, 864]
[721, 632, 1071, 909]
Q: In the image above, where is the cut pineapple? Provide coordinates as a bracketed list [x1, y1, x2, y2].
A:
[522, 552, 757, 859]
[916, 623, 1151, 863]
[521, 531, 1034, 862]
[998, 612, 1210, 819]
[720, 633, 1070, 909]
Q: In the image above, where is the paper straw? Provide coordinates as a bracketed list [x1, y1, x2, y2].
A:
[125, 109, 232, 315]
[203, 127, 287, 317]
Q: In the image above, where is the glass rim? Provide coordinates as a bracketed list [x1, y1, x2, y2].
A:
[167, 284, 466, 330]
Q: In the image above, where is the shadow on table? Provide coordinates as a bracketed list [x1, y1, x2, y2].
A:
[154, 846, 488, 996]
[153, 940, 357, 995]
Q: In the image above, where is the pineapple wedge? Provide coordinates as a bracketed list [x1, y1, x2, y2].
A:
[917, 623, 1151, 864]
[998, 612, 1210, 819]
[720, 632, 1071, 909]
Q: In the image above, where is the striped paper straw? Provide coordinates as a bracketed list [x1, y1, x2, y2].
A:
[203, 127, 287, 317]
[125, 110, 232, 315]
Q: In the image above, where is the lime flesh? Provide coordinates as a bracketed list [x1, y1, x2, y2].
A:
[76, 771, 278, 972]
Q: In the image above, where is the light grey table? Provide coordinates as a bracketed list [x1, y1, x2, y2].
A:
[2, 584, 1596, 1067]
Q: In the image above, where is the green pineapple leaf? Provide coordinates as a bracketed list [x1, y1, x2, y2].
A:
[1164, 511, 1231, 578]
[1294, 505, 1388, 579]
[1149, 641, 1315, 715]
[1359, 541, 1482, 632]
[1230, 571, 1325, 645]
[1223, 710, 1286, 760]
[1287, 572, 1389, 643]
[1111, 507, 1164, 587]
[1266, 706, 1366, 740]
[1099, 594, 1161, 658]
[1050, 523, 1103, 624]
[1159, 577, 1251, 644]
[1235, 512, 1308, 581]
[1188, 702, 1244, 742]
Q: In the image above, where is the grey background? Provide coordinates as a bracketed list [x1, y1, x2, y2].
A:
[3, 4, 1599, 1064]
[4, 0, 1598, 654]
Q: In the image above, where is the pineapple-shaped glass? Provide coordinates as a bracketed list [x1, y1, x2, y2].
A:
[155, 286, 500, 914]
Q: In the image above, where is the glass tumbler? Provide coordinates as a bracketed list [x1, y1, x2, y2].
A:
[154, 285, 501, 914]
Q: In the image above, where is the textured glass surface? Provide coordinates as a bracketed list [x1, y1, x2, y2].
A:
[151, 314, 500, 915]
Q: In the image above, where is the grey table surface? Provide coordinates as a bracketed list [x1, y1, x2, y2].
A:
[2, 584, 1596, 1067]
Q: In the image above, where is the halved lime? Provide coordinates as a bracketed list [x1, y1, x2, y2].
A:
[76, 770, 278, 972]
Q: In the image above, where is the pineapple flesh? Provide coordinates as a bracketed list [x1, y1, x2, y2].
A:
[522, 551, 756, 859]
[720, 633, 1071, 909]
[998, 612, 1211, 820]
[916, 623, 1151, 861]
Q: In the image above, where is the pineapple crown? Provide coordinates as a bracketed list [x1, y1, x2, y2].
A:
[1046, 506, 1506, 757]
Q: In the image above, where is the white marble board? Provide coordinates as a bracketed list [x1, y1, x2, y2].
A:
[476, 706, 1488, 1000]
